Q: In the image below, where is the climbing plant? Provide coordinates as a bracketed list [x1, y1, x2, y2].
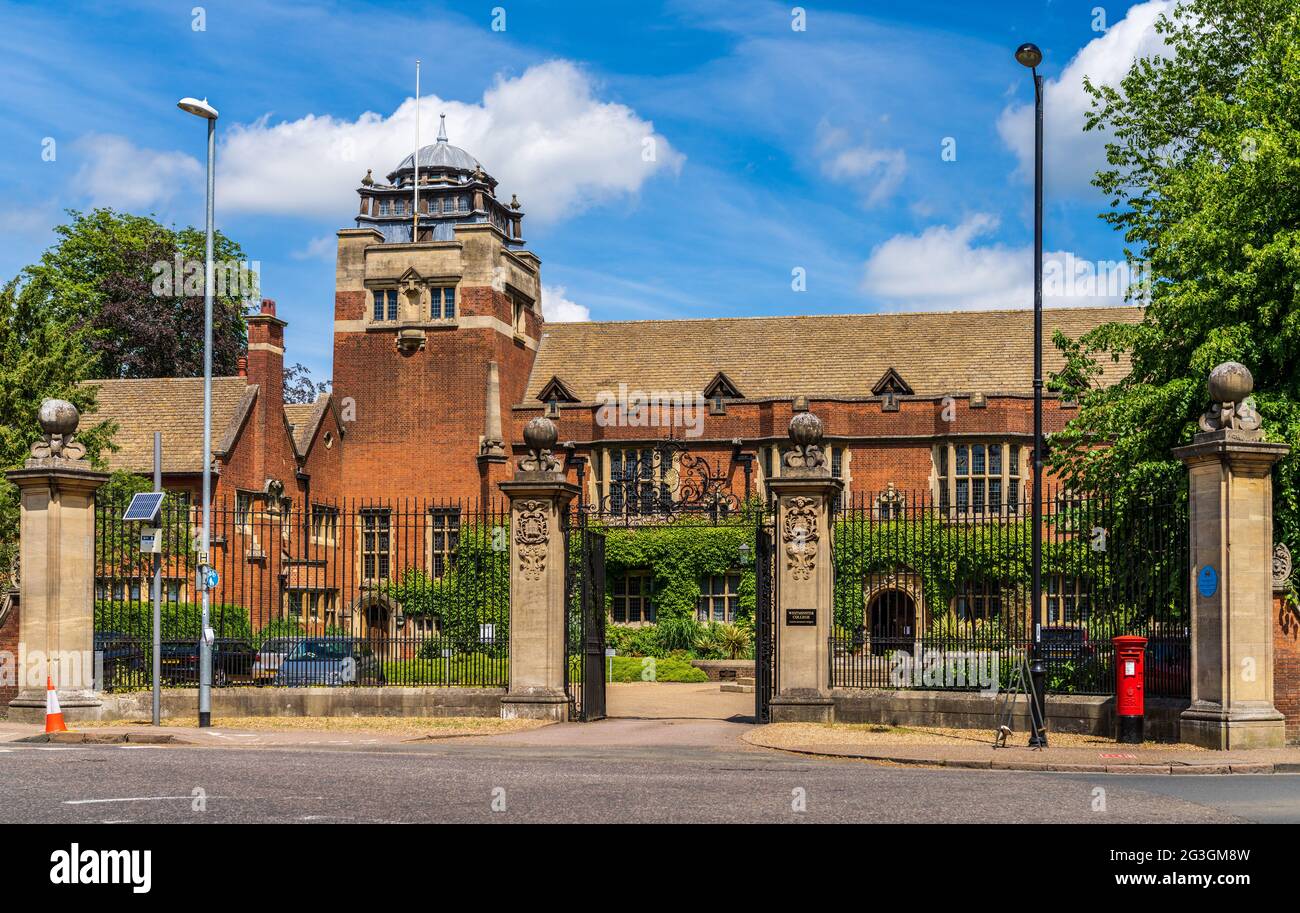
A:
[594, 508, 763, 626]
[831, 497, 1187, 634]
[376, 522, 510, 653]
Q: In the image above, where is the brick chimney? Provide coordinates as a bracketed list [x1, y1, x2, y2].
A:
[245, 298, 287, 483]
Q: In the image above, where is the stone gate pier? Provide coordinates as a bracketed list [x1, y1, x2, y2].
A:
[6, 400, 109, 722]
[1175, 363, 1290, 749]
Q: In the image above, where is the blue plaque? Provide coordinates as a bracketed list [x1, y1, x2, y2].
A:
[1197, 565, 1218, 599]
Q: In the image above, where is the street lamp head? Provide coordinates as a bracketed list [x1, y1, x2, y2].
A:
[177, 96, 219, 120]
[1015, 43, 1043, 69]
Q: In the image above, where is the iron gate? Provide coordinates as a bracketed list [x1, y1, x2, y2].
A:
[566, 514, 606, 721]
[754, 517, 776, 723]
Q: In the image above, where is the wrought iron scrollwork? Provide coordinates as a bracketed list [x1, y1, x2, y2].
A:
[590, 438, 742, 521]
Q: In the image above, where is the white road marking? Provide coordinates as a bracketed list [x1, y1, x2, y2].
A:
[65, 795, 228, 805]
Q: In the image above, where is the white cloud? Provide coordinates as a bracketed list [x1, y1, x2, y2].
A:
[215, 60, 682, 224]
[815, 121, 906, 207]
[541, 283, 590, 322]
[997, 0, 1174, 196]
[860, 214, 1136, 311]
[290, 235, 334, 261]
[73, 134, 202, 210]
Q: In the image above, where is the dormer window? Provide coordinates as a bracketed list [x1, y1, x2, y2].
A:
[378, 200, 390, 216]
[537, 376, 579, 414]
[703, 372, 743, 416]
[872, 367, 913, 411]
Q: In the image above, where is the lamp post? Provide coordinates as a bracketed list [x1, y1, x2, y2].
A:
[1014, 43, 1048, 748]
[177, 95, 218, 728]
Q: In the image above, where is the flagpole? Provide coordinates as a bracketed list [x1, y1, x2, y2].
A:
[413, 59, 421, 242]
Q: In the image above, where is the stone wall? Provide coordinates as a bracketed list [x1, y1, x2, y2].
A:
[833, 689, 1190, 743]
[690, 659, 754, 681]
[56, 686, 506, 723]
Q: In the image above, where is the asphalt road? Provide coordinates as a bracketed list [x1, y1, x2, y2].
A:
[2, 727, 1299, 823]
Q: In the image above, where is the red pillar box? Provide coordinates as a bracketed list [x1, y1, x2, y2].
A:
[1113, 635, 1148, 744]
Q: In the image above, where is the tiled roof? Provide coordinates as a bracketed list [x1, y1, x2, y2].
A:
[522, 306, 1143, 403]
[284, 396, 330, 457]
[84, 376, 255, 474]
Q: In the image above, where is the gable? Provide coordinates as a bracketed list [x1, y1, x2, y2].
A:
[871, 367, 914, 397]
[536, 375, 579, 404]
[703, 371, 743, 400]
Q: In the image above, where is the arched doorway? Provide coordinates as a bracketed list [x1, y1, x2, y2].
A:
[365, 602, 389, 640]
[868, 589, 916, 656]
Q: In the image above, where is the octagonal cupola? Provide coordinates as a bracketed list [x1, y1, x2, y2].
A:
[354, 115, 525, 245]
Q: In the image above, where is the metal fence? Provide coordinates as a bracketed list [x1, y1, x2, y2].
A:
[829, 488, 1189, 697]
[93, 495, 510, 691]
[566, 509, 607, 721]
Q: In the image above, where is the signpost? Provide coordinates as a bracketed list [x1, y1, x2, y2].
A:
[122, 443, 166, 727]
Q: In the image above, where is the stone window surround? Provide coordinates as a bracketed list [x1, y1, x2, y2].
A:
[364, 276, 462, 328]
[594, 446, 681, 513]
[697, 571, 742, 624]
[932, 439, 1028, 518]
[611, 569, 655, 625]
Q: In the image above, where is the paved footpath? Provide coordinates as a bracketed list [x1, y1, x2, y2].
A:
[743, 726, 1300, 774]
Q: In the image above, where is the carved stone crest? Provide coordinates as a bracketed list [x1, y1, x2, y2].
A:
[782, 496, 819, 580]
[1198, 362, 1262, 435]
[514, 499, 549, 581]
[1275, 543, 1293, 591]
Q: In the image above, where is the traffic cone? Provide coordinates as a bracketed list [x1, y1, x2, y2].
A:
[44, 676, 67, 733]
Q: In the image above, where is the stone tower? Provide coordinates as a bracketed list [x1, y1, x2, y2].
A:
[332, 117, 542, 501]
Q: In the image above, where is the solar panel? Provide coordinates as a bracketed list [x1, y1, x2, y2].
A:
[122, 492, 165, 523]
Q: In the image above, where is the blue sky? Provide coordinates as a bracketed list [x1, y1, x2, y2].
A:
[0, 0, 1173, 380]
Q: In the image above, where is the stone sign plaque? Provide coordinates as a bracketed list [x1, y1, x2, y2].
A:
[785, 608, 817, 626]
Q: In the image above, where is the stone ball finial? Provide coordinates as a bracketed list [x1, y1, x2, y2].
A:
[523, 415, 558, 453]
[1208, 361, 1253, 404]
[518, 415, 562, 474]
[38, 399, 79, 437]
[783, 409, 827, 472]
[788, 410, 824, 447]
[1199, 361, 1262, 434]
[31, 398, 86, 462]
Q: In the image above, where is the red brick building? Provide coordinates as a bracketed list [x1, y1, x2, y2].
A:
[87, 126, 1140, 641]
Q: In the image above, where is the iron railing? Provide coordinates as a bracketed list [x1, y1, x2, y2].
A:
[93, 496, 510, 691]
[829, 488, 1189, 697]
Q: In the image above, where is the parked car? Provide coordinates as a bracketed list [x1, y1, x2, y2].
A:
[1039, 627, 1094, 665]
[159, 639, 258, 687]
[1146, 633, 1191, 691]
[94, 631, 145, 689]
[273, 637, 385, 687]
[252, 638, 296, 685]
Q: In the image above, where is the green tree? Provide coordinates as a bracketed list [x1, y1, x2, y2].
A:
[0, 276, 114, 584]
[1050, 0, 1300, 566]
[22, 208, 250, 379]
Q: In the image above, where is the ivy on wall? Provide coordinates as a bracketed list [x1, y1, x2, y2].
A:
[596, 515, 759, 624]
[831, 503, 1187, 635]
